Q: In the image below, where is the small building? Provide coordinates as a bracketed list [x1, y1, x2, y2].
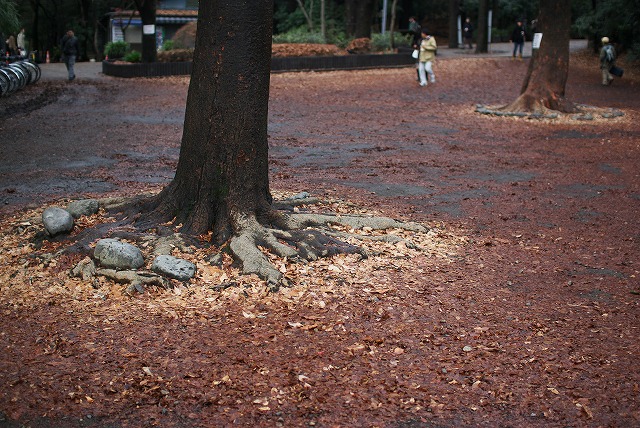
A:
[107, 1, 197, 52]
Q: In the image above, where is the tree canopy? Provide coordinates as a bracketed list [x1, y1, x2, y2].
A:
[0, 0, 20, 35]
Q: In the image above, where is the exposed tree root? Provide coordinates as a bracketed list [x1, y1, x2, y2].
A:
[97, 269, 171, 294]
[57, 194, 429, 292]
[228, 206, 428, 289]
[476, 103, 625, 121]
[70, 256, 171, 294]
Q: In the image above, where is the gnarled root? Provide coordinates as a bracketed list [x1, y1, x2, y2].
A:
[228, 206, 428, 289]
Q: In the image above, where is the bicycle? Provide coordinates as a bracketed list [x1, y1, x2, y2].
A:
[0, 55, 41, 97]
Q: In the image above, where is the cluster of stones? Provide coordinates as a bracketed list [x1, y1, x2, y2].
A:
[42, 199, 196, 292]
[475, 104, 624, 120]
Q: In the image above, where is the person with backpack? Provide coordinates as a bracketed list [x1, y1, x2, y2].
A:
[599, 37, 616, 86]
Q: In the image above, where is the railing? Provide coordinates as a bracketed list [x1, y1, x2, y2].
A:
[102, 52, 416, 78]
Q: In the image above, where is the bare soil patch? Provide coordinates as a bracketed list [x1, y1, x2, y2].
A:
[0, 51, 639, 427]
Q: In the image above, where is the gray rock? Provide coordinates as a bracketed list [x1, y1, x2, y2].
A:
[288, 191, 310, 200]
[66, 199, 99, 219]
[94, 238, 144, 270]
[42, 207, 74, 236]
[152, 255, 196, 281]
[574, 113, 594, 121]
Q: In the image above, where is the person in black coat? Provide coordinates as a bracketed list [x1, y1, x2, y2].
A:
[463, 18, 474, 49]
[510, 20, 526, 60]
[60, 29, 80, 81]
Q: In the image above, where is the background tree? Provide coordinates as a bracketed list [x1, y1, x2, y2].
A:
[133, 0, 157, 62]
[345, 0, 374, 38]
[0, 0, 20, 36]
[574, 0, 640, 58]
[501, 0, 574, 112]
[448, 0, 459, 48]
[475, 0, 489, 53]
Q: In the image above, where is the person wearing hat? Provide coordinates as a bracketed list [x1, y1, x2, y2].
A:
[510, 20, 526, 60]
[418, 28, 437, 87]
[599, 36, 616, 86]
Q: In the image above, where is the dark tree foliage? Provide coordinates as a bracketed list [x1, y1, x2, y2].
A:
[18, 0, 121, 60]
[574, 0, 640, 58]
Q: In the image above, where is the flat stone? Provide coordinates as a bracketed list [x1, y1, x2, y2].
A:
[94, 238, 144, 270]
[152, 255, 196, 281]
[42, 207, 74, 236]
[66, 199, 99, 219]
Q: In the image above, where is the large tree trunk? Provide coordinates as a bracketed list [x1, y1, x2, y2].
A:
[475, 0, 488, 53]
[143, 0, 274, 243]
[345, 0, 374, 38]
[135, 0, 157, 63]
[501, 0, 575, 113]
[448, 0, 459, 49]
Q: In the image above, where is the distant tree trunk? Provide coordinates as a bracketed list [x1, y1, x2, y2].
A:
[320, 0, 326, 41]
[30, 0, 40, 53]
[345, 0, 374, 38]
[448, 0, 459, 48]
[134, 0, 157, 63]
[142, 0, 273, 242]
[389, 0, 399, 48]
[295, 0, 314, 31]
[501, 0, 575, 113]
[475, 0, 488, 53]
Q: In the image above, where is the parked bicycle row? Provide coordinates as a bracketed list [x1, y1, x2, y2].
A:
[1, 58, 41, 97]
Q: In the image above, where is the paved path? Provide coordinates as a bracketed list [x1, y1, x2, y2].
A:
[38, 40, 589, 82]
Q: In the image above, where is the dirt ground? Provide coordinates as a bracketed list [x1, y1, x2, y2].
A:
[0, 49, 639, 428]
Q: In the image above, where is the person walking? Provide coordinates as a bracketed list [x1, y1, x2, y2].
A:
[418, 29, 437, 87]
[510, 20, 526, 60]
[6, 34, 17, 56]
[17, 28, 26, 56]
[462, 18, 474, 50]
[599, 37, 616, 86]
[60, 29, 80, 81]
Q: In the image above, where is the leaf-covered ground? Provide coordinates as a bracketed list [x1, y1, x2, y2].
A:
[0, 50, 639, 427]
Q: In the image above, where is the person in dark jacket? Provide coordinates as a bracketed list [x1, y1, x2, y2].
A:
[462, 18, 474, 49]
[60, 29, 80, 81]
[510, 20, 526, 60]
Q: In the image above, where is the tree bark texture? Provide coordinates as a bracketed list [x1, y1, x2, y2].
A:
[147, 0, 274, 242]
[503, 0, 574, 113]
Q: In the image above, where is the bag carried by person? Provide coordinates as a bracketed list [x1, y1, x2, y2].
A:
[610, 65, 624, 77]
[412, 49, 419, 59]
